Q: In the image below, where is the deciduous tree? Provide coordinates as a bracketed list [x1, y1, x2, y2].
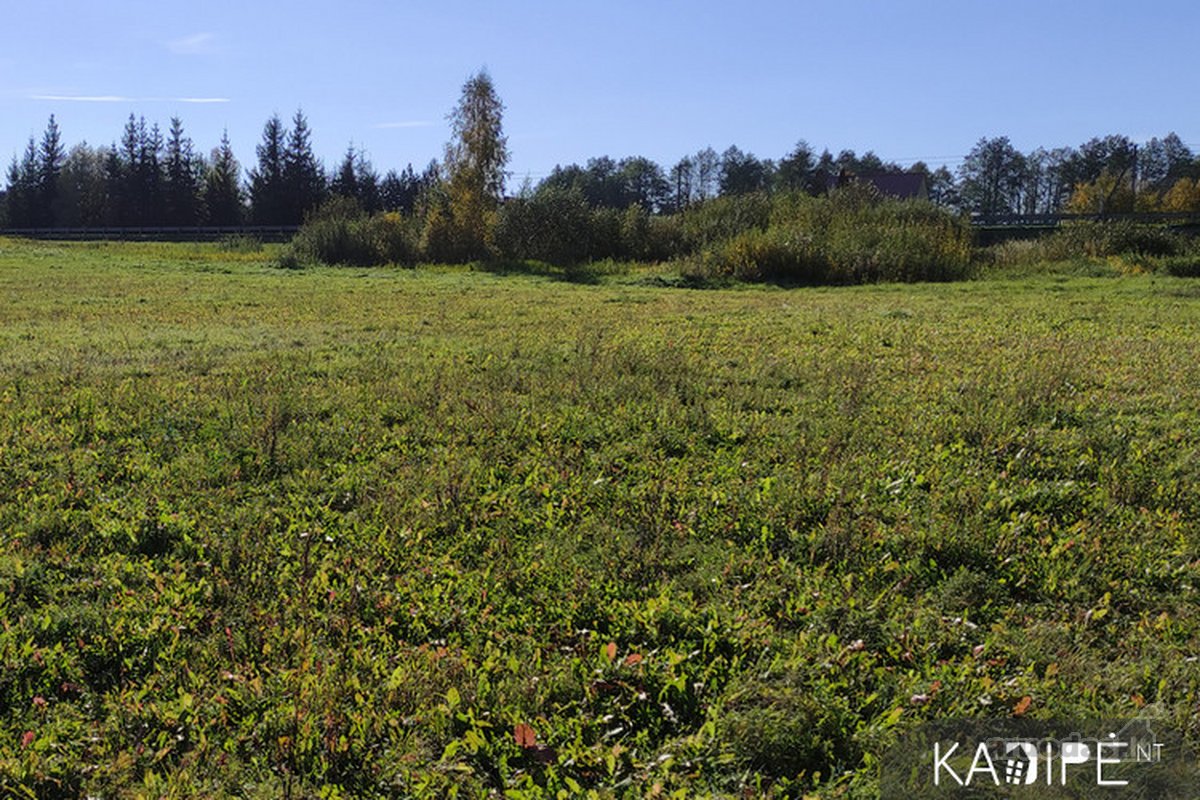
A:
[693, 147, 719, 201]
[440, 68, 509, 258]
[958, 136, 1026, 214]
[719, 145, 768, 196]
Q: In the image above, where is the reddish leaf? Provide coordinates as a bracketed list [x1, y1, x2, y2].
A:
[624, 653, 644, 667]
[1013, 695, 1033, 716]
[604, 642, 617, 662]
[513, 722, 537, 749]
[20, 731, 34, 749]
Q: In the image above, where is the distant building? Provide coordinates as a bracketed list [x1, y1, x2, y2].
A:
[830, 170, 929, 201]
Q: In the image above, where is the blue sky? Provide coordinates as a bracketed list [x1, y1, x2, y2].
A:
[3, 1, 1199, 184]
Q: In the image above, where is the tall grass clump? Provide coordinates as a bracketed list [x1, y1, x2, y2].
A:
[679, 191, 773, 251]
[1040, 220, 1184, 261]
[216, 233, 264, 253]
[982, 220, 1194, 274]
[494, 188, 684, 265]
[685, 188, 972, 284]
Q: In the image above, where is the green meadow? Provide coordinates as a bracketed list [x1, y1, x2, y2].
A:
[1, 239, 1198, 797]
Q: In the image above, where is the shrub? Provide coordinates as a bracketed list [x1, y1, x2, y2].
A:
[282, 197, 419, 267]
[494, 187, 594, 264]
[689, 225, 824, 283]
[368, 212, 420, 265]
[619, 204, 684, 262]
[588, 207, 624, 261]
[495, 192, 686, 266]
[686, 193, 971, 284]
[822, 200, 972, 283]
[679, 192, 772, 252]
[982, 221, 1188, 270]
[1161, 256, 1200, 277]
[1045, 221, 1183, 260]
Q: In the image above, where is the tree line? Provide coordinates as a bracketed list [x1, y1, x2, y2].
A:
[0, 111, 436, 229]
[4, 100, 1200, 231]
[957, 133, 1200, 216]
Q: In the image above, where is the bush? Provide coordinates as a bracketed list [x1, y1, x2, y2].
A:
[368, 212, 421, 265]
[494, 188, 595, 264]
[495, 192, 686, 266]
[618, 204, 684, 262]
[680, 192, 772, 252]
[1044, 221, 1183, 260]
[823, 200, 973, 283]
[686, 193, 972, 284]
[982, 221, 1188, 271]
[689, 225, 824, 283]
[282, 197, 419, 267]
[1161, 256, 1200, 277]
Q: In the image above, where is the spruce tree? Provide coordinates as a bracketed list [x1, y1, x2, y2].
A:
[140, 122, 165, 225]
[6, 139, 40, 228]
[281, 109, 325, 224]
[249, 114, 287, 225]
[164, 117, 202, 226]
[355, 151, 381, 213]
[37, 115, 65, 227]
[204, 130, 244, 226]
[102, 145, 123, 226]
[331, 143, 361, 202]
[332, 143, 381, 213]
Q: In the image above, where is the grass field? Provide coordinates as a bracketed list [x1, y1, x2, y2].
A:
[1, 239, 1199, 797]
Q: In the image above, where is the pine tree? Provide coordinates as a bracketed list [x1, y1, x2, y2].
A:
[37, 115, 65, 227]
[281, 109, 325, 224]
[332, 143, 382, 213]
[4, 153, 27, 228]
[116, 115, 164, 225]
[249, 114, 287, 225]
[140, 122, 165, 225]
[331, 143, 361, 202]
[204, 130, 244, 226]
[355, 150, 381, 213]
[5, 138, 40, 228]
[102, 145, 123, 226]
[380, 164, 422, 214]
[164, 117, 202, 226]
[118, 115, 140, 224]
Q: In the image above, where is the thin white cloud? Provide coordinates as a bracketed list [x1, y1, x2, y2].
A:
[374, 120, 435, 129]
[168, 33, 218, 56]
[32, 94, 133, 103]
[31, 94, 230, 104]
